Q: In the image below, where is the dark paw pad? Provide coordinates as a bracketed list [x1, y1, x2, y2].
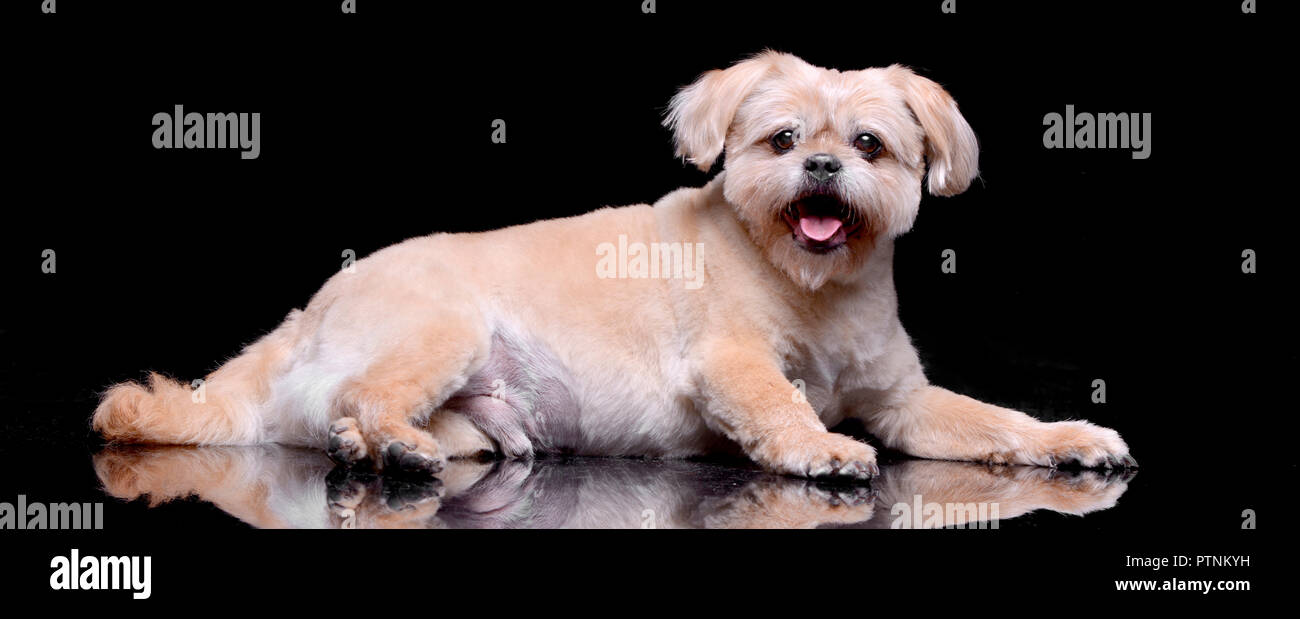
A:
[382, 441, 443, 475]
[327, 434, 365, 465]
[327, 420, 368, 465]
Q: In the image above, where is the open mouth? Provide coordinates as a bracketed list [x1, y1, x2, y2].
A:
[781, 193, 865, 253]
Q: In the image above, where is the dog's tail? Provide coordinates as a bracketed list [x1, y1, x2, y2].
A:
[92, 310, 304, 445]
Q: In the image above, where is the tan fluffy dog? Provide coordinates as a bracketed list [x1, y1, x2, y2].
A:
[94, 52, 1134, 479]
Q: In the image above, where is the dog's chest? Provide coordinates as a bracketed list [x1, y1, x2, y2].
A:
[780, 312, 897, 421]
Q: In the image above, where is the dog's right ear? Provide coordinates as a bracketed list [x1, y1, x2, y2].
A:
[886, 65, 980, 197]
[664, 53, 779, 172]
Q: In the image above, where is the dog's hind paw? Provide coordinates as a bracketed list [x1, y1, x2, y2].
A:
[380, 438, 444, 476]
[327, 417, 369, 465]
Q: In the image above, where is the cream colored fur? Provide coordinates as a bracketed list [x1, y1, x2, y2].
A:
[94, 52, 1131, 479]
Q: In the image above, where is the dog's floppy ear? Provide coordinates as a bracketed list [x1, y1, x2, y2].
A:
[664, 53, 779, 172]
[888, 66, 979, 197]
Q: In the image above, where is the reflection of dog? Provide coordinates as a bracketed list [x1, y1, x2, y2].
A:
[93, 446, 1134, 529]
[94, 52, 1133, 478]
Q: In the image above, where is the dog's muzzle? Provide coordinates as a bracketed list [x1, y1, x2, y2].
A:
[782, 191, 865, 253]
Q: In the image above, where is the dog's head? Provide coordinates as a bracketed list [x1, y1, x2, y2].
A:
[665, 51, 978, 289]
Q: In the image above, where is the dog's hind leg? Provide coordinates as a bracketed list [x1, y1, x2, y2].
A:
[335, 321, 490, 475]
[329, 410, 495, 467]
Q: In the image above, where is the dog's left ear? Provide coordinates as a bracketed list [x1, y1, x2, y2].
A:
[664, 53, 781, 172]
[888, 66, 979, 197]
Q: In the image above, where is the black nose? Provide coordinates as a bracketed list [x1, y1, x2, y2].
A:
[804, 153, 841, 182]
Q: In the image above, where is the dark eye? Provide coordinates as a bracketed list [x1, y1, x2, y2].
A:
[854, 133, 883, 157]
[771, 129, 795, 152]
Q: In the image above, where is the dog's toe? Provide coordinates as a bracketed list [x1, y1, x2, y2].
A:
[837, 460, 876, 480]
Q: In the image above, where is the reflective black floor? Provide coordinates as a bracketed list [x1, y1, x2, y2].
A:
[90, 444, 1134, 529]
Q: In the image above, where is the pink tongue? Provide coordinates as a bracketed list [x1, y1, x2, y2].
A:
[799, 216, 843, 242]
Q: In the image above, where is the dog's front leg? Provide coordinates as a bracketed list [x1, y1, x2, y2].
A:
[866, 385, 1134, 468]
[697, 340, 878, 479]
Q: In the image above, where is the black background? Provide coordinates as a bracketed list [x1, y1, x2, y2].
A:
[0, 0, 1289, 609]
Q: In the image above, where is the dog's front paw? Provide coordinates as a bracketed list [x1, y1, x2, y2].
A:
[754, 431, 879, 480]
[1020, 421, 1135, 469]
